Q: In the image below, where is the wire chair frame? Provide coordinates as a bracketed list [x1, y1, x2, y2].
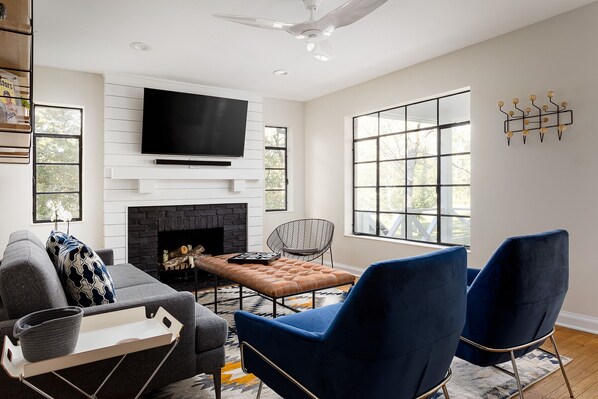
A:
[266, 219, 334, 267]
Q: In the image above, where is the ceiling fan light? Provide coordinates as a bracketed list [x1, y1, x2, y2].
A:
[296, 34, 306, 40]
[314, 54, 331, 62]
[306, 42, 316, 52]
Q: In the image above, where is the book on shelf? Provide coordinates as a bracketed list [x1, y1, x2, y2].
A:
[0, 68, 29, 126]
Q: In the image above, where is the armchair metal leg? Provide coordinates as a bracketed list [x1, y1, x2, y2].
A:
[329, 247, 334, 268]
[256, 380, 263, 399]
[414, 368, 452, 399]
[550, 335, 575, 398]
[510, 351, 525, 398]
[461, 329, 573, 399]
[442, 385, 450, 399]
[240, 342, 318, 399]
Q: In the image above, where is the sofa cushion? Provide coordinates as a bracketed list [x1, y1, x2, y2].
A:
[58, 237, 117, 307]
[194, 302, 228, 352]
[0, 240, 68, 320]
[114, 282, 176, 301]
[46, 230, 70, 267]
[105, 263, 158, 290]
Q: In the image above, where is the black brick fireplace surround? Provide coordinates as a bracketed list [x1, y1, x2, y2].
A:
[127, 203, 247, 277]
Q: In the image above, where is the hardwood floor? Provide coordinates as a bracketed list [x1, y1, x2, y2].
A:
[525, 326, 598, 398]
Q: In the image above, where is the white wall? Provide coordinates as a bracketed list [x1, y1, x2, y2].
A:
[0, 66, 104, 251]
[304, 3, 598, 328]
[103, 74, 265, 264]
[262, 98, 305, 241]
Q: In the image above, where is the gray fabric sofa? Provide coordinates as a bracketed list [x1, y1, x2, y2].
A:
[0, 230, 228, 398]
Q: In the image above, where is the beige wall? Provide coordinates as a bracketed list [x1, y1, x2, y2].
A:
[262, 98, 306, 242]
[0, 66, 104, 251]
[304, 3, 598, 323]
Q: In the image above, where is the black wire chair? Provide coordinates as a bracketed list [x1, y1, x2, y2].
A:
[266, 219, 335, 267]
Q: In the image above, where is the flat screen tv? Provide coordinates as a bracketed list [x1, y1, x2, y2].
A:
[141, 88, 248, 157]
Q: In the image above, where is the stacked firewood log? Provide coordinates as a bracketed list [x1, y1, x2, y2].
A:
[161, 244, 205, 271]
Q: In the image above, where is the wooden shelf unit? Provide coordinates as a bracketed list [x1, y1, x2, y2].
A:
[0, 0, 33, 164]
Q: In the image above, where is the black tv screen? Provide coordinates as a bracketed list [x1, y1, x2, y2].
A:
[141, 88, 248, 157]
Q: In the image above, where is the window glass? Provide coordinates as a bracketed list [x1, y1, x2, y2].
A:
[352, 91, 470, 246]
[439, 92, 470, 125]
[406, 100, 436, 130]
[380, 107, 405, 135]
[265, 126, 288, 212]
[33, 105, 82, 223]
[354, 113, 378, 139]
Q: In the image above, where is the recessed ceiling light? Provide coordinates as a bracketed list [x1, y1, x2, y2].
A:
[273, 70, 288, 76]
[129, 41, 151, 51]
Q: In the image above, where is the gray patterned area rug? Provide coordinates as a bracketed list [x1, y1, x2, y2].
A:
[144, 287, 570, 399]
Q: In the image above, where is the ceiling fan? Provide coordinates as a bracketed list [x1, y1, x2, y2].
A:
[214, 0, 388, 62]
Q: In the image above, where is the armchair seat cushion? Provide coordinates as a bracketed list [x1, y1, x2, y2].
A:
[282, 247, 320, 256]
[275, 303, 342, 333]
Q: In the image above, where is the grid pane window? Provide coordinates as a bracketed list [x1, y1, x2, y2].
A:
[353, 91, 471, 246]
[265, 126, 288, 212]
[33, 105, 83, 223]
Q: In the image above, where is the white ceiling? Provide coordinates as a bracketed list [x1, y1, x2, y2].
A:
[34, 0, 596, 101]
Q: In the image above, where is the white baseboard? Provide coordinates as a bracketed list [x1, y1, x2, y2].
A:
[323, 260, 365, 276]
[325, 261, 598, 336]
[557, 311, 598, 335]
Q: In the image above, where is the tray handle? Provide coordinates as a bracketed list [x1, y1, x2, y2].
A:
[154, 307, 183, 339]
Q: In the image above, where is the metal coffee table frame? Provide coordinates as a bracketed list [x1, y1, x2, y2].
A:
[208, 275, 353, 318]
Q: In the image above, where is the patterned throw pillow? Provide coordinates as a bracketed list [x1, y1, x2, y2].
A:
[57, 237, 117, 307]
[46, 230, 70, 268]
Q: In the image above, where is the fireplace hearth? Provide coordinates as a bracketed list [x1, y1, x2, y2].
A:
[127, 203, 247, 277]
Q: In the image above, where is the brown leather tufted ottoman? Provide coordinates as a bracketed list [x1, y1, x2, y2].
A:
[195, 254, 356, 317]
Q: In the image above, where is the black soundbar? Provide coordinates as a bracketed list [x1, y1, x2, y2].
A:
[155, 159, 232, 167]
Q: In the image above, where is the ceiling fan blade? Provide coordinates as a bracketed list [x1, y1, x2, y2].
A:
[314, 0, 388, 31]
[312, 39, 335, 62]
[214, 14, 294, 31]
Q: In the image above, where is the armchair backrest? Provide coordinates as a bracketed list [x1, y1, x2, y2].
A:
[462, 229, 568, 362]
[322, 246, 467, 399]
[267, 219, 334, 259]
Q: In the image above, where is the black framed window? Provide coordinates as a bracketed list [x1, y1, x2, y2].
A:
[265, 126, 288, 212]
[33, 105, 83, 223]
[353, 91, 470, 246]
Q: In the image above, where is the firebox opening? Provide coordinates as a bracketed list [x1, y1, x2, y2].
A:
[158, 228, 224, 262]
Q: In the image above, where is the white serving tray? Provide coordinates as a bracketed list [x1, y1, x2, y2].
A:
[2, 306, 182, 379]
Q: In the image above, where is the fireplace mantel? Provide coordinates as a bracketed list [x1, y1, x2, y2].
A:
[107, 167, 261, 193]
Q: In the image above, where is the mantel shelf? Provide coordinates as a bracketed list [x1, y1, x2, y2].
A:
[108, 166, 261, 181]
[107, 167, 261, 194]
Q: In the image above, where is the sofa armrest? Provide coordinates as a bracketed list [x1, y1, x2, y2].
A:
[95, 249, 114, 266]
[0, 318, 16, 345]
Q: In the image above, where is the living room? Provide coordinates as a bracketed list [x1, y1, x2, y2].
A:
[1, 0, 597, 398]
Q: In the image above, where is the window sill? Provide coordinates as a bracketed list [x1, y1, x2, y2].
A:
[31, 220, 84, 227]
[344, 233, 471, 253]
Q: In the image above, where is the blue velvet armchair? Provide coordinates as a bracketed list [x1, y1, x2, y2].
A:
[455, 229, 573, 398]
[235, 246, 467, 399]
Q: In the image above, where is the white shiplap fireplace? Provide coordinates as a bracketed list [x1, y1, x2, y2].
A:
[102, 74, 264, 264]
